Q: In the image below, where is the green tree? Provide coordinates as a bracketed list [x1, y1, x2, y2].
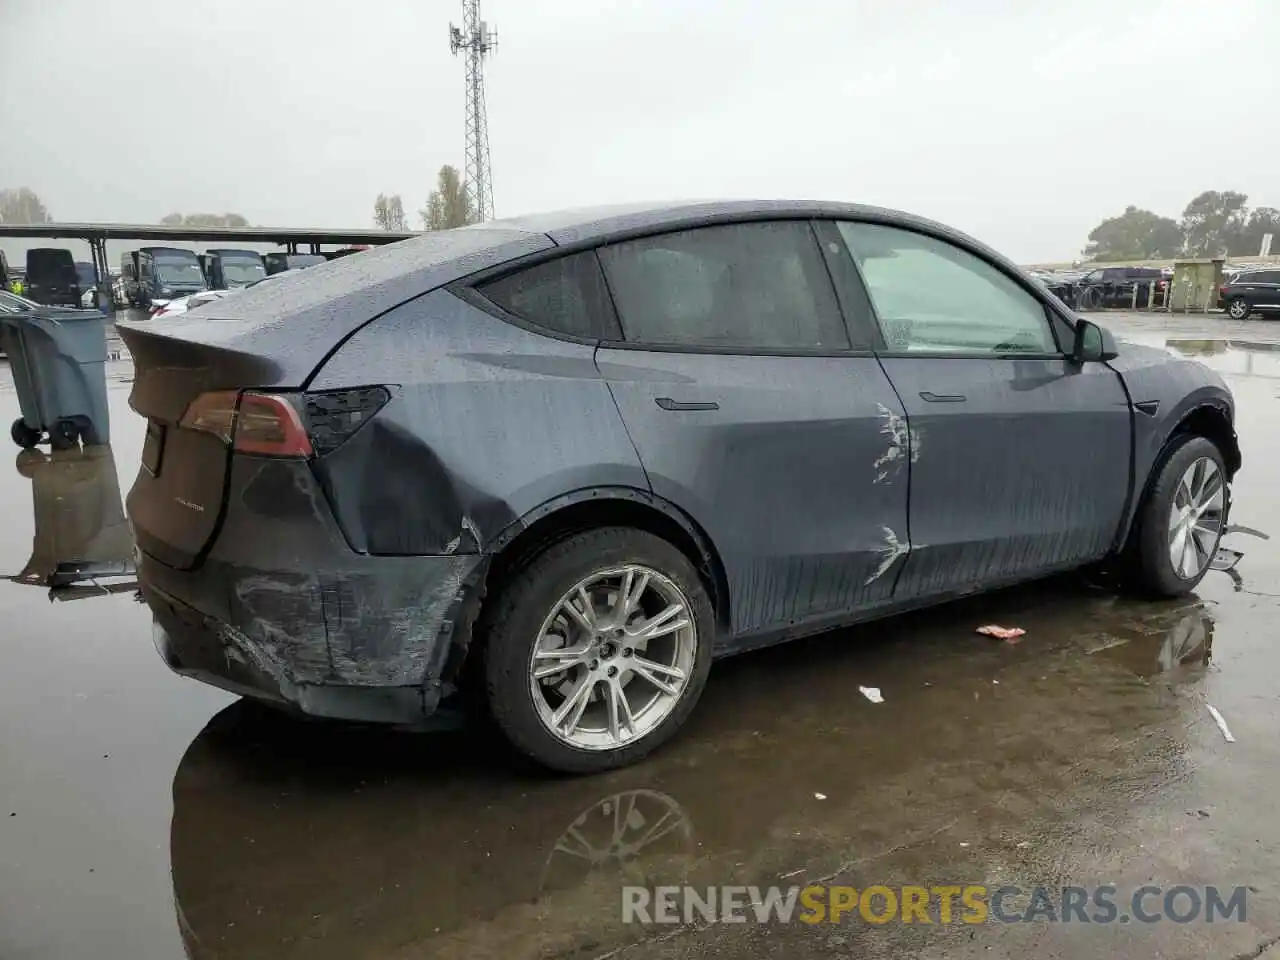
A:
[159, 213, 250, 227]
[1083, 206, 1183, 261]
[373, 193, 408, 231]
[420, 165, 475, 231]
[1232, 206, 1280, 256]
[0, 187, 52, 224]
[1180, 190, 1249, 257]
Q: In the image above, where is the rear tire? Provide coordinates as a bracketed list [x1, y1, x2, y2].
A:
[10, 418, 40, 449]
[481, 527, 714, 774]
[1131, 435, 1227, 597]
[1227, 297, 1251, 320]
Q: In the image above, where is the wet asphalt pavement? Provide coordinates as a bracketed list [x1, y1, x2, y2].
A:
[3, 312, 1280, 959]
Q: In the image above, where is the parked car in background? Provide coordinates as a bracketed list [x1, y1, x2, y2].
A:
[1220, 269, 1280, 319]
[136, 247, 207, 306]
[74, 262, 100, 308]
[150, 289, 234, 319]
[120, 200, 1240, 774]
[0, 289, 40, 314]
[24, 248, 80, 307]
[200, 249, 266, 290]
[1077, 266, 1167, 309]
[263, 252, 326, 274]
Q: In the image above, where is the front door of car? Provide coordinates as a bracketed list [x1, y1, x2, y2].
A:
[594, 220, 912, 641]
[832, 220, 1132, 600]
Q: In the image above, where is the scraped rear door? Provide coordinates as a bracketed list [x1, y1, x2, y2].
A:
[594, 219, 911, 640]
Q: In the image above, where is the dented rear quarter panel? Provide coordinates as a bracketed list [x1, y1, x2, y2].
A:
[143, 453, 486, 714]
[309, 288, 650, 555]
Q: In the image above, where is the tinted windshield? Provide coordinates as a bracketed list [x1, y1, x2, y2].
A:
[222, 259, 266, 284]
[155, 260, 205, 285]
[75, 264, 96, 286]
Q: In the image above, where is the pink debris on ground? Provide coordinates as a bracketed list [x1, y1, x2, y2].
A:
[976, 624, 1026, 643]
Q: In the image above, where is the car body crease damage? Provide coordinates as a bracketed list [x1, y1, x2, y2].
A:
[866, 525, 911, 585]
[872, 402, 921, 484]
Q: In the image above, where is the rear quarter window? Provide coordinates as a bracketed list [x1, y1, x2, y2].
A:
[477, 251, 621, 340]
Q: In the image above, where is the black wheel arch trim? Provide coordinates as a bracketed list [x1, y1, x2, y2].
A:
[1114, 396, 1238, 553]
[483, 485, 731, 630]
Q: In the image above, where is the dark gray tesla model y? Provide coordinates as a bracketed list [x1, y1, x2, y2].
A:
[120, 201, 1240, 772]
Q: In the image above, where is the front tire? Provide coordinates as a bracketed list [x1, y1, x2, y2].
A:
[1132, 435, 1227, 597]
[1227, 297, 1251, 320]
[481, 527, 714, 774]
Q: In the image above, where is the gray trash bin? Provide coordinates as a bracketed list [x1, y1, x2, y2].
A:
[1, 310, 111, 449]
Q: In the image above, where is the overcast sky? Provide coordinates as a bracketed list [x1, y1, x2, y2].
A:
[1, 0, 1277, 263]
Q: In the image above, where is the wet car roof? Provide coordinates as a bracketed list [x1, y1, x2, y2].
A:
[491, 199, 969, 248]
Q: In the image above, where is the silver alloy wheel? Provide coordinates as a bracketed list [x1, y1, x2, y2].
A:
[529, 564, 697, 751]
[1168, 456, 1225, 580]
[1228, 298, 1249, 319]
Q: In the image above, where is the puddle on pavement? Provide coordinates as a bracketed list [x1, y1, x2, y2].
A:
[1119, 335, 1280, 382]
[165, 578, 1242, 960]
[4, 444, 138, 597]
[1078, 601, 1214, 680]
[3, 335, 1280, 960]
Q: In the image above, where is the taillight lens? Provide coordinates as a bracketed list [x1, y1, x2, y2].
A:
[180, 390, 238, 444]
[180, 391, 313, 457]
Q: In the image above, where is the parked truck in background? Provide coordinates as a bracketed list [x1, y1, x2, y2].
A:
[200, 249, 266, 290]
[135, 247, 207, 306]
[263, 252, 326, 275]
[24, 248, 80, 307]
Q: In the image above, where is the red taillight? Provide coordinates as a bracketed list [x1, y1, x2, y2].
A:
[179, 391, 313, 457]
[1220, 286, 1228, 296]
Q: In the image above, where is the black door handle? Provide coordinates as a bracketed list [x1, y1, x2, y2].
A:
[919, 391, 966, 403]
[655, 397, 720, 412]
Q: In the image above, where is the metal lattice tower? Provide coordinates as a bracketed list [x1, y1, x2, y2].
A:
[450, 2, 497, 221]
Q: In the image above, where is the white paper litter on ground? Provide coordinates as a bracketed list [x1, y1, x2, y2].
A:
[1205, 704, 1236, 743]
[814, 793, 827, 800]
[859, 686, 884, 704]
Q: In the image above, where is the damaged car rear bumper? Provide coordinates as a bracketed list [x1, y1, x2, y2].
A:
[141, 550, 488, 726]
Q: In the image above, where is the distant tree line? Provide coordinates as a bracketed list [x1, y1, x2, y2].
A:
[1084, 190, 1280, 262]
[0, 187, 52, 224]
[373, 164, 478, 233]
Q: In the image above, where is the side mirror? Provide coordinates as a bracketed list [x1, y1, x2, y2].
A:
[1071, 319, 1118, 363]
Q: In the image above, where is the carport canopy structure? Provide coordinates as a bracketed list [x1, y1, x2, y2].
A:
[0, 222, 419, 308]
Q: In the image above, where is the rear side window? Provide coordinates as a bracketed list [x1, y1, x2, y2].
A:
[478, 251, 620, 340]
[597, 221, 849, 351]
[1247, 271, 1280, 284]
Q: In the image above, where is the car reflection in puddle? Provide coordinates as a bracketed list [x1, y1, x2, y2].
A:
[1083, 603, 1214, 681]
